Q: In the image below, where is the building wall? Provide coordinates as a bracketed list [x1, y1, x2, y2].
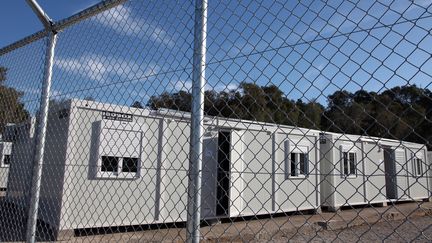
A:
[273, 132, 320, 212]
[320, 135, 372, 208]
[5, 119, 36, 211]
[157, 118, 190, 222]
[38, 102, 71, 232]
[405, 146, 429, 199]
[57, 104, 162, 230]
[363, 142, 386, 203]
[0, 142, 12, 189]
[428, 151, 432, 197]
[234, 130, 273, 216]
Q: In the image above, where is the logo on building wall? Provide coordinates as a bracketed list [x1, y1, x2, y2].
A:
[102, 111, 133, 122]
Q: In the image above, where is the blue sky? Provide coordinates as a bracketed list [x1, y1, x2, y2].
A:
[0, 0, 431, 115]
[0, 0, 102, 47]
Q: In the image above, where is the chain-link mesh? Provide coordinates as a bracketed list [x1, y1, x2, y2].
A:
[0, 0, 431, 242]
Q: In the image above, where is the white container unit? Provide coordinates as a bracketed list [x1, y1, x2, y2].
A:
[4, 119, 36, 209]
[198, 120, 321, 218]
[6, 99, 320, 239]
[320, 132, 429, 211]
[379, 139, 429, 202]
[0, 140, 12, 190]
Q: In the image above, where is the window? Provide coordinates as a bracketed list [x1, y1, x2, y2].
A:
[1, 142, 12, 167]
[122, 157, 138, 173]
[3, 155, 11, 166]
[101, 156, 119, 172]
[341, 151, 357, 177]
[101, 156, 138, 174]
[289, 152, 309, 177]
[96, 120, 143, 179]
[412, 155, 423, 177]
[285, 141, 309, 178]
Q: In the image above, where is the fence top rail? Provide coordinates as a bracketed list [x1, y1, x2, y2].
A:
[0, 0, 127, 56]
[0, 30, 48, 56]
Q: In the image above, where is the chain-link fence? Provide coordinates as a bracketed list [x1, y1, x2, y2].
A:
[0, 0, 431, 242]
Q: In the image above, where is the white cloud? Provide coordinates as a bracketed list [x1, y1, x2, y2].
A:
[174, 80, 239, 92]
[214, 83, 239, 92]
[55, 54, 159, 83]
[94, 5, 175, 47]
[174, 80, 193, 91]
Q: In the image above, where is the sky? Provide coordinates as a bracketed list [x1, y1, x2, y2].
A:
[0, 0, 432, 115]
[0, 0, 102, 47]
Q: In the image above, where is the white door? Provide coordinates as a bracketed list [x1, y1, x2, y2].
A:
[201, 133, 218, 219]
[394, 149, 408, 199]
[229, 130, 245, 216]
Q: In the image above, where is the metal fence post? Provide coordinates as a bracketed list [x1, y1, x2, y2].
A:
[186, 0, 208, 242]
[25, 31, 57, 243]
[24, 1, 56, 242]
[26, 31, 57, 243]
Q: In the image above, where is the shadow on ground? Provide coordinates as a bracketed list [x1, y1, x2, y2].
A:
[0, 198, 55, 242]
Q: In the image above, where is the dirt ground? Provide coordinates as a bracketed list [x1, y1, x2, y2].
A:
[63, 201, 432, 242]
[1, 201, 431, 242]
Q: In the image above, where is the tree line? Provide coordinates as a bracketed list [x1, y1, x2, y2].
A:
[0, 63, 430, 149]
[0, 67, 29, 132]
[147, 82, 432, 149]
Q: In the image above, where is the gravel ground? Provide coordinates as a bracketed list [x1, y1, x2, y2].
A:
[271, 216, 432, 243]
[1, 200, 431, 242]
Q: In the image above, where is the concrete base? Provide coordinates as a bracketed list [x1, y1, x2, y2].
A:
[57, 229, 74, 241]
[323, 206, 340, 212]
[322, 201, 388, 212]
[422, 197, 432, 202]
[376, 201, 388, 207]
[313, 207, 322, 214]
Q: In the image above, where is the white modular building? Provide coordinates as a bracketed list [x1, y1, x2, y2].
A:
[4, 118, 36, 209]
[319, 132, 429, 211]
[380, 138, 429, 202]
[6, 99, 321, 239]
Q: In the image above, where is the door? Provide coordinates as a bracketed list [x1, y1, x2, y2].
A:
[394, 149, 408, 199]
[384, 148, 398, 200]
[216, 131, 231, 216]
[201, 133, 219, 219]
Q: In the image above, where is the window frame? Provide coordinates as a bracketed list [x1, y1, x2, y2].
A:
[411, 153, 423, 177]
[0, 142, 12, 168]
[284, 141, 310, 179]
[95, 120, 144, 179]
[340, 145, 357, 178]
[2, 154, 11, 167]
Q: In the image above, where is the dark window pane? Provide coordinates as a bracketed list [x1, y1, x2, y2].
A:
[291, 153, 296, 176]
[343, 152, 348, 176]
[3, 155, 10, 165]
[417, 159, 422, 176]
[101, 156, 119, 172]
[122, 157, 139, 173]
[349, 152, 356, 175]
[299, 153, 306, 175]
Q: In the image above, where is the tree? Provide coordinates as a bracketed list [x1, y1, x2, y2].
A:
[297, 99, 324, 129]
[146, 82, 431, 149]
[323, 85, 432, 149]
[131, 101, 144, 109]
[0, 67, 29, 132]
[83, 96, 95, 101]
